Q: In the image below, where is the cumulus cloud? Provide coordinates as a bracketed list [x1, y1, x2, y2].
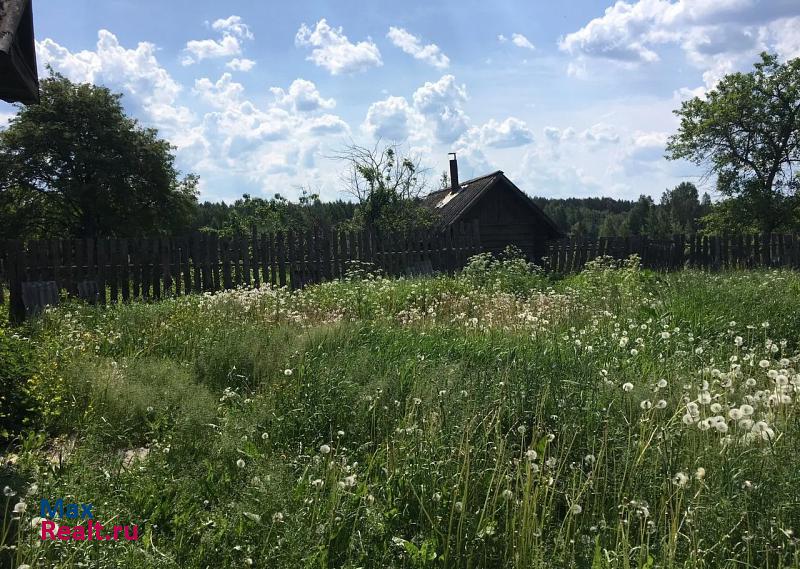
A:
[211, 15, 254, 40]
[511, 33, 536, 50]
[629, 131, 669, 159]
[33, 27, 356, 202]
[518, 147, 609, 198]
[386, 27, 449, 68]
[559, 0, 665, 63]
[295, 19, 382, 75]
[560, 0, 800, 87]
[543, 126, 576, 143]
[580, 123, 621, 144]
[362, 96, 423, 141]
[226, 57, 256, 71]
[270, 79, 335, 112]
[37, 30, 194, 136]
[183, 35, 241, 65]
[412, 74, 470, 144]
[499, 32, 536, 50]
[470, 117, 535, 148]
[182, 16, 254, 66]
[194, 73, 245, 108]
[303, 114, 350, 135]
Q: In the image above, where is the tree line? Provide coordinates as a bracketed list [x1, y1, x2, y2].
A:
[1, 52, 799, 241]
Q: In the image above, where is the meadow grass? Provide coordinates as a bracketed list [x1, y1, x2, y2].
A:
[2, 254, 800, 568]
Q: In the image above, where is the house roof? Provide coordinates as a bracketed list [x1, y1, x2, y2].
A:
[0, 0, 39, 104]
[422, 170, 564, 237]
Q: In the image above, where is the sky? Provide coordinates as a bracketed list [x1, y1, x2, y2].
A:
[2, 0, 799, 204]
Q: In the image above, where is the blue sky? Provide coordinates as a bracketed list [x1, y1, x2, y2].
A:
[2, 0, 799, 203]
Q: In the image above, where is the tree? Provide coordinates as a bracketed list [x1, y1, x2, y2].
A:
[666, 53, 800, 232]
[625, 195, 655, 236]
[333, 141, 434, 233]
[0, 71, 198, 239]
[659, 182, 703, 234]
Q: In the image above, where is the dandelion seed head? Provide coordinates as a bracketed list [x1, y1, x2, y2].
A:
[672, 472, 689, 488]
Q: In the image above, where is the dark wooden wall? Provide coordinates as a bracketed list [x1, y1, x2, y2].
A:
[457, 182, 555, 260]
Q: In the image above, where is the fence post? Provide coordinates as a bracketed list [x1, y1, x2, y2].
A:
[760, 231, 771, 267]
[7, 240, 25, 324]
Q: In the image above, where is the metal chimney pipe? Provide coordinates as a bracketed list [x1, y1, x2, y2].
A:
[448, 152, 459, 190]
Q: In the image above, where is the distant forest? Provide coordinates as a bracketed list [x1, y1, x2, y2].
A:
[189, 181, 713, 240]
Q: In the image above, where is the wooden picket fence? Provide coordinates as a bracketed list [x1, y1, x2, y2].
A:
[544, 233, 800, 273]
[3, 222, 482, 322]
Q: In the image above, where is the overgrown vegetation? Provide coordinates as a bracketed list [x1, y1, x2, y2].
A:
[3, 254, 800, 568]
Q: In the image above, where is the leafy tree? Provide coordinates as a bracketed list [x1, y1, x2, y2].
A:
[333, 142, 435, 233]
[658, 182, 705, 234]
[0, 71, 198, 239]
[625, 195, 656, 236]
[191, 192, 357, 237]
[666, 53, 800, 232]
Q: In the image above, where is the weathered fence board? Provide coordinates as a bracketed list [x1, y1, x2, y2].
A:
[4, 221, 482, 322]
[544, 233, 800, 273]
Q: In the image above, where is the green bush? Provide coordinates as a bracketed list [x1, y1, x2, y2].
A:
[461, 245, 548, 295]
[0, 327, 34, 439]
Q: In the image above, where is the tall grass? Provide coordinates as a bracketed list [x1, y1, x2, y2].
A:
[2, 256, 800, 568]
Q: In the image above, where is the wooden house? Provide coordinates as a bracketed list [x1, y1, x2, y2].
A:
[422, 155, 563, 260]
[0, 0, 39, 104]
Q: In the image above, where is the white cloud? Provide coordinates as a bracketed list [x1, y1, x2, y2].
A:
[36, 30, 194, 136]
[303, 114, 350, 135]
[295, 19, 382, 75]
[518, 147, 609, 198]
[511, 33, 536, 50]
[183, 15, 253, 66]
[560, 0, 800, 87]
[0, 112, 13, 129]
[226, 58, 256, 72]
[363, 96, 423, 141]
[194, 73, 245, 108]
[628, 130, 669, 161]
[386, 27, 450, 69]
[559, 0, 664, 63]
[769, 16, 800, 59]
[211, 15, 254, 40]
[498, 34, 508, 43]
[183, 35, 240, 66]
[580, 123, 621, 144]
[471, 117, 535, 148]
[543, 126, 576, 143]
[270, 79, 335, 112]
[412, 74, 470, 144]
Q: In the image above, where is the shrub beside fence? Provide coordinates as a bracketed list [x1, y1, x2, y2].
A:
[544, 232, 800, 273]
[3, 222, 482, 322]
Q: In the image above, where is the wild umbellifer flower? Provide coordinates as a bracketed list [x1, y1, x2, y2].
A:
[236, 458, 246, 468]
[320, 444, 331, 454]
[622, 382, 634, 392]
